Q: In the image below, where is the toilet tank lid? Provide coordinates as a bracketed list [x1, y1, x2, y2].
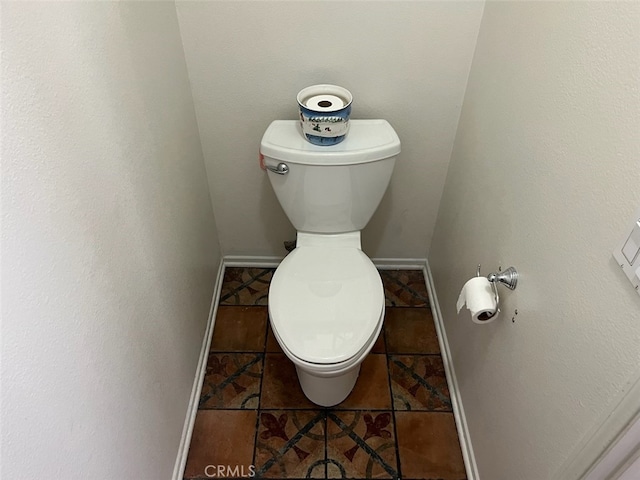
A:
[260, 119, 401, 166]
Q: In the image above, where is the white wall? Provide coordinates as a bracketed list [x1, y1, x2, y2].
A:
[1, 2, 220, 478]
[429, 2, 640, 479]
[175, 0, 484, 258]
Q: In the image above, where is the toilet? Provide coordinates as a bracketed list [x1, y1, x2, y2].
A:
[260, 119, 400, 406]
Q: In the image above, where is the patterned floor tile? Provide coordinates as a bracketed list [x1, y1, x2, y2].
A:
[389, 355, 451, 411]
[261, 353, 316, 409]
[254, 410, 326, 478]
[384, 308, 440, 354]
[210, 306, 268, 352]
[395, 412, 466, 480]
[199, 353, 263, 409]
[371, 330, 386, 354]
[184, 410, 256, 479]
[380, 270, 429, 307]
[335, 355, 392, 410]
[326, 411, 399, 479]
[265, 326, 284, 353]
[219, 267, 274, 306]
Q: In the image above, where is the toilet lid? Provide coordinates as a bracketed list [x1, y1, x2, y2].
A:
[269, 246, 384, 365]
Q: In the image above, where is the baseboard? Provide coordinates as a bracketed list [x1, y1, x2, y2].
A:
[172, 259, 226, 480]
[424, 260, 480, 480]
[223, 254, 427, 271]
[223, 255, 283, 268]
[372, 257, 427, 269]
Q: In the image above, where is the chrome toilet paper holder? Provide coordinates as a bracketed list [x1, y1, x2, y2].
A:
[477, 264, 518, 290]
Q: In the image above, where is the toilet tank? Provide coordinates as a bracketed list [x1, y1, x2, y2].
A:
[260, 119, 400, 234]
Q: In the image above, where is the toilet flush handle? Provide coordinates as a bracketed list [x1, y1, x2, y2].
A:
[266, 162, 289, 175]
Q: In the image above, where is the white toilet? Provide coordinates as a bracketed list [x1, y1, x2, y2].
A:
[260, 119, 400, 406]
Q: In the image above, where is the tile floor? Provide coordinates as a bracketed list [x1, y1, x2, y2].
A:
[184, 268, 466, 480]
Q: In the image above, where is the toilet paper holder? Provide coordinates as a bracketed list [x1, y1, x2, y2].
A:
[477, 264, 518, 290]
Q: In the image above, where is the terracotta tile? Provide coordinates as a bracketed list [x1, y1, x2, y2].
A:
[184, 410, 256, 479]
[265, 326, 284, 353]
[210, 306, 268, 352]
[370, 330, 386, 354]
[335, 354, 392, 410]
[199, 353, 262, 409]
[219, 267, 273, 306]
[380, 270, 429, 307]
[395, 412, 466, 480]
[327, 410, 399, 479]
[384, 308, 440, 354]
[261, 353, 316, 409]
[389, 355, 451, 412]
[254, 410, 326, 478]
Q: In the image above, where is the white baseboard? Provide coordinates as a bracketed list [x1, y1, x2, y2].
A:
[424, 260, 480, 480]
[372, 257, 427, 269]
[223, 254, 427, 271]
[172, 259, 226, 480]
[222, 255, 283, 268]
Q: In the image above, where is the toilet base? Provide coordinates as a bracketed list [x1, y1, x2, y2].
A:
[295, 364, 361, 407]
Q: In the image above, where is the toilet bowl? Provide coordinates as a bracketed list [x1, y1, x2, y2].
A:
[260, 119, 400, 406]
[268, 232, 384, 406]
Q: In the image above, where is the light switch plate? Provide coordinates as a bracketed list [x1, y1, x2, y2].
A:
[621, 221, 640, 264]
[613, 206, 640, 296]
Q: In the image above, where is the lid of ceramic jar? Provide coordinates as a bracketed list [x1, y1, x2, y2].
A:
[269, 246, 384, 364]
[260, 119, 400, 166]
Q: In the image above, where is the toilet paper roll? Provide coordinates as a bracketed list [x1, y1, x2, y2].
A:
[456, 277, 498, 324]
[303, 94, 346, 112]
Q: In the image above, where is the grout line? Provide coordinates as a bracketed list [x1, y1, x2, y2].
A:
[215, 304, 268, 307]
[218, 268, 273, 304]
[251, 308, 270, 472]
[387, 352, 445, 357]
[198, 355, 262, 408]
[384, 320, 403, 480]
[324, 409, 328, 479]
[215, 306, 269, 312]
[395, 410, 457, 415]
[195, 406, 454, 414]
[327, 411, 399, 479]
[380, 270, 431, 307]
[196, 407, 399, 412]
[218, 303, 270, 308]
[208, 350, 449, 358]
[383, 304, 430, 308]
[208, 350, 268, 354]
[254, 411, 326, 477]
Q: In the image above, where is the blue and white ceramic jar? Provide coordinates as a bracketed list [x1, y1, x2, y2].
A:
[297, 85, 352, 146]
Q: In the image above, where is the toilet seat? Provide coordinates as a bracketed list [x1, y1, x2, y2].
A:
[270, 309, 384, 377]
[269, 243, 384, 365]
